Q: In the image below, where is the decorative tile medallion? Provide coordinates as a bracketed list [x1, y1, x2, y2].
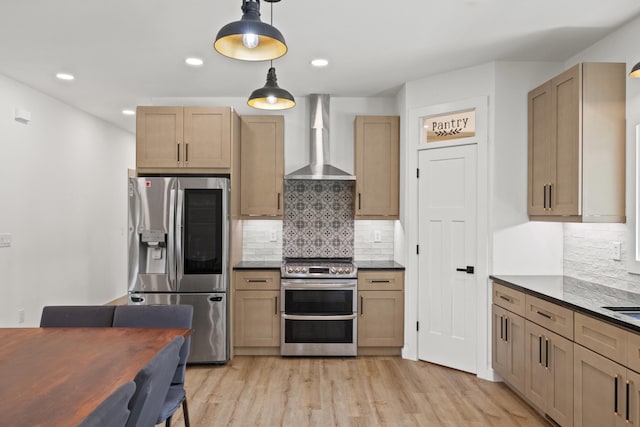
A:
[283, 181, 354, 258]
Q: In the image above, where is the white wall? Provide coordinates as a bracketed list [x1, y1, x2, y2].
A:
[0, 73, 135, 327]
[492, 61, 564, 274]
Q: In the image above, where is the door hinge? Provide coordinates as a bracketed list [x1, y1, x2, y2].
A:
[416, 321, 419, 331]
[416, 245, 419, 255]
[417, 168, 420, 178]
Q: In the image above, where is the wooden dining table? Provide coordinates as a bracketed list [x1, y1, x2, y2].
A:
[0, 327, 190, 427]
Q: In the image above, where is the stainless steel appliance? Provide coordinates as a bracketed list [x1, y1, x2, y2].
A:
[128, 176, 229, 363]
[280, 258, 357, 356]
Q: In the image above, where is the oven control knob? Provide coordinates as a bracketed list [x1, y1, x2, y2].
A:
[338, 268, 344, 274]
[330, 267, 337, 274]
[301, 267, 307, 273]
[287, 267, 293, 273]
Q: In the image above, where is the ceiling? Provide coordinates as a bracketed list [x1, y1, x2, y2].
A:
[1, 0, 639, 134]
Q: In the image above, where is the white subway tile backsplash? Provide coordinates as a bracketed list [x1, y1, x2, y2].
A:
[242, 219, 396, 261]
[563, 223, 640, 293]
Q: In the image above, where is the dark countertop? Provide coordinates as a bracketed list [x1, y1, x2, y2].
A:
[233, 261, 282, 270]
[355, 260, 405, 270]
[491, 275, 640, 333]
[234, 260, 405, 270]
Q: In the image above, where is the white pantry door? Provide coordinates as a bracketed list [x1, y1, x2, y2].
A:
[417, 144, 477, 374]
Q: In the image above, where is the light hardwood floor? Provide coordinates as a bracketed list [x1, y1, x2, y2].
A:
[172, 356, 549, 427]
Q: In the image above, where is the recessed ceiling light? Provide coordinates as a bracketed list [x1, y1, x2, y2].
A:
[311, 58, 329, 67]
[56, 73, 75, 81]
[185, 57, 204, 66]
[122, 109, 135, 116]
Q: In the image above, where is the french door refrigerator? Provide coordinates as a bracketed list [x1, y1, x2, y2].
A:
[127, 176, 229, 363]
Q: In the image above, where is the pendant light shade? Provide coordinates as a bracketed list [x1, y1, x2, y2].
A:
[214, 0, 287, 61]
[248, 67, 295, 110]
[630, 61, 640, 78]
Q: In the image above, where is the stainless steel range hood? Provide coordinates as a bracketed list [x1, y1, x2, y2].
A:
[285, 94, 356, 180]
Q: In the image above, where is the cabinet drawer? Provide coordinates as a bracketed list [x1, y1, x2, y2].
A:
[358, 271, 404, 291]
[234, 270, 280, 290]
[492, 283, 525, 316]
[525, 295, 573, 340]
[574, 312, 627, 366]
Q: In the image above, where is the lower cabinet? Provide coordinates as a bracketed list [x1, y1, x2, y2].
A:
[574, 343, 640, 426]
[233, 270, 280, 352]
[492, 304, 525, 392]
[357, 270, 404, 353]
[524, 320, 573, 427]
[358, 290, 404, 347]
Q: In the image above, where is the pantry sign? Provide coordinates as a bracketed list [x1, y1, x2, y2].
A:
[423, 109, 475, 143]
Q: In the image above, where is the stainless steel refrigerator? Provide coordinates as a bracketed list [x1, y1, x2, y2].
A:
[127, 176, 229, 363]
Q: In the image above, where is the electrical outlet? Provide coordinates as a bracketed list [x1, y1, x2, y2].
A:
[18, 309, 24, 324]
[374, 230, 382, 243]
[269, 229, 278, 242]
[613, 241, 622, 261]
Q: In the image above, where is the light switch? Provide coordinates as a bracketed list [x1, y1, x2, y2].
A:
[270, 230, 278, 242]
[374, 230, 382, 243]
[0, 233, 11, 248]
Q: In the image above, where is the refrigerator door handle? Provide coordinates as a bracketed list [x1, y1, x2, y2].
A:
[209, 296, 223, 302]
[175, 187, 184, 290]
[167, 186, 177, 288]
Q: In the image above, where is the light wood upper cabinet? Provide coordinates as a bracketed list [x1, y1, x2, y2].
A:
[527, 62, 626, 222]
[354, 116, 400, 219]
[136, 106, 234, 172]
[240, 115, 284, 219]
[358, 270, 404, 348]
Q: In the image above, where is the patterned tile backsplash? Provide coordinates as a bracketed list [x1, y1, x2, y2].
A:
[283, 180, 355, 258]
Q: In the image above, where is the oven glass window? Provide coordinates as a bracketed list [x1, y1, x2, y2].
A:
[284, 319, 353, 344]
[284, 289, 353, 315]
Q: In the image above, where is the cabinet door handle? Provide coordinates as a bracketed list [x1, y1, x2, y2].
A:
[358, 193, 362, 210]
[543, 184, 547, 209]
[370, 280, 391, 283]
[185, 142, 189, 162]
[360, 296, 364, 315]
[499, 295, 512, 303]
[626, 380, 630, 422]
[275, 296, 278, 315]
[545, 338, 549, 368]
[548, 183, 553, 209]
[500, 315, 504, 341]
[177, 143, 180, 162]
[538, 336, 543, 365]
[277, 192, 281, 210]
[247, 279, 268, 283]
[615, 375, 619, 415]
[505, 317, 509, 342]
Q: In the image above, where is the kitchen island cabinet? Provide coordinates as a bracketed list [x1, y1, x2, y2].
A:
[136, 106, 237, 173]
[240, 115, 284, 219]
[233, 269, 280, 355]
[354, 115, 400, 219]
[527, 62, 625, 222]
[357, 270, 404, 355]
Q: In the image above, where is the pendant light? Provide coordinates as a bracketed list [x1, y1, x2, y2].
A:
[247, 1, 294, 109]
[630, 61, 640, 78]
[214, 0, 287, 61]
[248, 64, 295, 109]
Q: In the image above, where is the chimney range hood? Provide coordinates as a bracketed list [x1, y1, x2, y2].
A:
[285, 94, 356, 180]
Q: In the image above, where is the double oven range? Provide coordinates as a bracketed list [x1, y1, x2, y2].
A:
[280, 258, 358, 356]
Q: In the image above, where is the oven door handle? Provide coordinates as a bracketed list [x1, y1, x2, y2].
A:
[282, 314, 357, 321]
[281, 283, 357, 290]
